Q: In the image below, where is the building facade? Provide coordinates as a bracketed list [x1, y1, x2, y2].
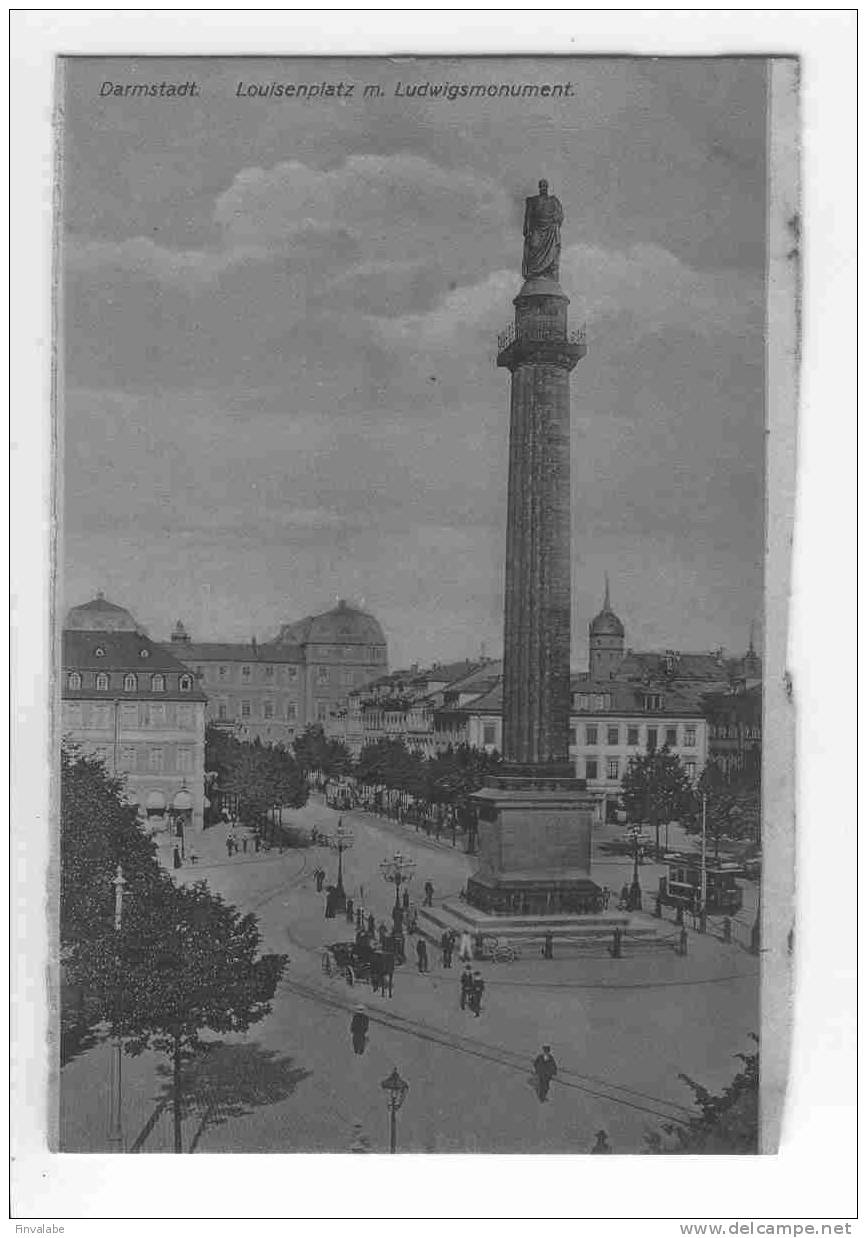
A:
[163, 599, 388, 747]
[62, 595, 207, 830]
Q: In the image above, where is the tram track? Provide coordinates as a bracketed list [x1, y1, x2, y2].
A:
[279, 972, 694, 1126]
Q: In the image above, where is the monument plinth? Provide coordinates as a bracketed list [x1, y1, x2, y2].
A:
[465, 181, 599, 916]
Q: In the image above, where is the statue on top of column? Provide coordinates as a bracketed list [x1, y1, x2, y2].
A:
[522, 179, 564, 282]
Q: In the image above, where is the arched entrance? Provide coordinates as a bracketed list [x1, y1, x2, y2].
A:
[171, 788, 193, 857]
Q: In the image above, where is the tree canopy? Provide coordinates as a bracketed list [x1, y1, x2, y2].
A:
[620, 744, 696, 853]
[206, 725, 308, 830]
[647, 1037, 758, 1154]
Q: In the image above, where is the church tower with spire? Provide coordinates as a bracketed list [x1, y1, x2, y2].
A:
[589, 575, 625, 679]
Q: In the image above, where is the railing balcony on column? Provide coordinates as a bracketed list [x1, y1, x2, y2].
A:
[497, 323, 587, 352]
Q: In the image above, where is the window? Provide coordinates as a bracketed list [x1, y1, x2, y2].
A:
[217, 701, 228, 720]
[151, 673, 165, 692]
[178, 703, 193, 728]
[685, 760, 696, 781]
[317, 666, 329, 685]
[647, 727, 658, 750]
[148, 702, 166, 726]
[643, 694, 662, 711]
[218, 666, 227, 679]
[67, 672, 82, 690]
[148, 747, 164, 771]
[607, 758, 620, 781]
[607, 726, 619, 746]
[94, 646, 106, 658]
[179, 674, 192, 692]
[341, 668, 355, 686]
[90, 703, 110, 729]
[177, 747, 192, 773]
[684, 725, 696, 747]
[594, 694, 606, 710]
[95, 672, 109, 691]
[627, 726, 639, 746]
[242, 665, 251, 680]
[585, 725, 598, 745]
[286, 702, 298, 722]
[316, 700, 328, 722]
[195, 666, 204, 678]
[483, 724, 496, 746]
[123, 673, 137, 691]
[665, 727, 678, 747]
[121, 703, 138, 728]
[286, 666, 298, 682]
[568, 727, 577, 745]
[263, 700, 274, 719]
[120, 745, 136, 771]
[585, 759, 598, 781]
[241, 701, 252, 719]
[138, 648, 150, 660]
[265, 665, 274, 679]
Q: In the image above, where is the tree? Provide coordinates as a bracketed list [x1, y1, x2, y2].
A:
[686, 760, 761, 859]
[646, 1036, 758, 1154]
[620, 744, 695, 856]
[74, 873, 287, 1152]
[207, 729, 307, 835]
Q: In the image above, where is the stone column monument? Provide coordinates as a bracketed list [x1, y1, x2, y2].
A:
[466, 181, 599, 916]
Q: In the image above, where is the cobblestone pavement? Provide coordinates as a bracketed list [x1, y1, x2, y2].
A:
[59, 798, 759, 1154]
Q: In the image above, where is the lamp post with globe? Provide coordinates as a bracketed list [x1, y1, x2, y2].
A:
[627, 824, 643, 911]
[328, 819, 354, 913]
[379, 851, 416, 925]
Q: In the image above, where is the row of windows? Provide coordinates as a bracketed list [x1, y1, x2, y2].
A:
[215, 700, 322, 723]
[200, 660, 380, 683]
[64, 701, 198, 729]
[583, 756, 698, 782]
[570, 724, 697, 748]
[67, 671, 193, 693]
[88, 745, 195, 773]
[709, 724, 761, 740]
[572, 692, 667, 713]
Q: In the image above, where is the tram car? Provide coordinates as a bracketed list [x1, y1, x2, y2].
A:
[324, 779, 355, 810]
[658, 854, 744, 915]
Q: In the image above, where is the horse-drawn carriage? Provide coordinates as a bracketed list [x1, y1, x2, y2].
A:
[322, 939, 396, 994]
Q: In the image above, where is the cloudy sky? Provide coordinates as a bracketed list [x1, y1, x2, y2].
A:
[60, 56, 766, 669]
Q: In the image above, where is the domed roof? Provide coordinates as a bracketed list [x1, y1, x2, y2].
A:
[65, 592, 141, 633]
[276, 599, 386, 647]
[588, 576, 625, 638]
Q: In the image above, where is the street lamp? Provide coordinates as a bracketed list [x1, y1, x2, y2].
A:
[627, 825, 642, 911]
[379, 851, 416, 919]
[380, 1066, 409, 1153]
[328, 819, 354, 911]
[108, 862, 126, 1152]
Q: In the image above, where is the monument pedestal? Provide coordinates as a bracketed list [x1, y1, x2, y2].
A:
[466, 767, 600, 915]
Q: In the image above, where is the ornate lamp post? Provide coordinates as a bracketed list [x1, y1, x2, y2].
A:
[328, 819, 354, 912]
[627, 824, 642, 911]
[379, 851, 416, 923]
[380, 1066, 409, 1153]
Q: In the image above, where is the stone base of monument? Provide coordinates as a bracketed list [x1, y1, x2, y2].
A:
[416, 901, 662, 951]
[466, 770, 602, 916]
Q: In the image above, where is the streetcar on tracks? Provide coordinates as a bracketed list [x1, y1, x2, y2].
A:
[658, 854, 744, 915]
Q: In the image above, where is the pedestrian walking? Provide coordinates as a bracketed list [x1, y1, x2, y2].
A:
[315, 867, 325, 893]
[533, 1045, 558, 1102]
[416, 938, 429, 974]
[367, 913, 376, 937]
[240, 835, 247, 854]
[345, 897, 354, 923]
[225, 835, 233, 858]
[679, 926, 689, 956]
[591, 1130, 612, 1153]
[542, 930, 554, 960]
[350, 1005, 369, 1056]
[378, 921, 389, 950]
[470, 971, 485, 1017]
[601, 885, 611, 910]
[172, 845, 182, 870]
[459, 964, 474, 1011]
[254, 835, 261, 853]
[423, 880, 434, 907]
[325, 889, 337, 919]
[441, 930, 453, 968]
[459, 931, 473, 963]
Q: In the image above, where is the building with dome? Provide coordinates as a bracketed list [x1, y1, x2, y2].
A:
[163, 599, 388, 746]
[61, 594, 207, 833]
[588, 574, 626, 679]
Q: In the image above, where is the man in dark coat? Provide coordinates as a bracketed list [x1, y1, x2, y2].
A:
[470, 971, 485, 1017]
[350, 1006, 369, 1055]
[416, 938, 428, 974]
[367, 912, 376, 937]
[441, 930, 453, 968]
[459, 964, 473, 1011]
[533, 1045, 558, 1101]
[423, 881, 434, 907]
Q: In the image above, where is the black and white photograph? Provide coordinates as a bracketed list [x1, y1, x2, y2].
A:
[9, 11, 857, 1226]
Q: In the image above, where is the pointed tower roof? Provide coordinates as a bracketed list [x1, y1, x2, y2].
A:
[589, 575, 625, 637]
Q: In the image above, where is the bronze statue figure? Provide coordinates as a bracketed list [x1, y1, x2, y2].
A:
[522, 179, 564, 281]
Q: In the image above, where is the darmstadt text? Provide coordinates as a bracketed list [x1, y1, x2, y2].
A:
[99, 81, 199, 98]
